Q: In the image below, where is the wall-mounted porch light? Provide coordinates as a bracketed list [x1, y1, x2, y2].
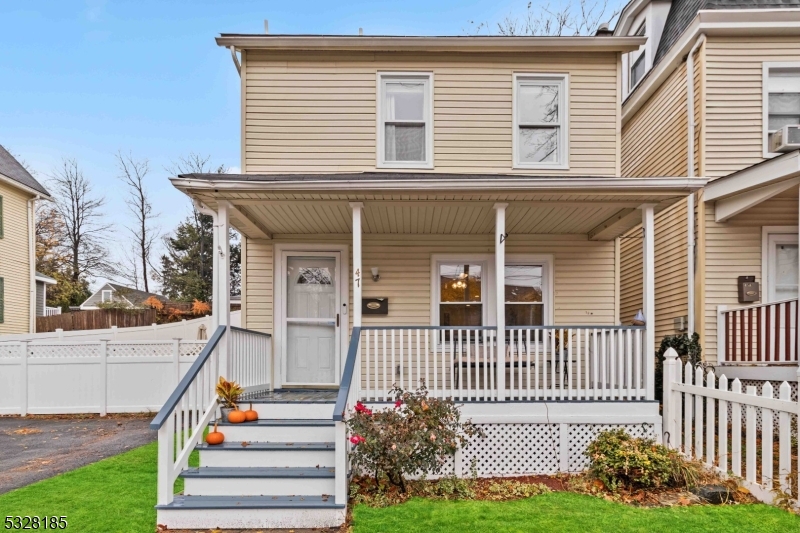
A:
[371, 267, 380, 282]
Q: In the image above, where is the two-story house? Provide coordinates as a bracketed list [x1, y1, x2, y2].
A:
[0, 146, 51, 335]
[616, 0, 800, 384]
[152, 32, 707, 529]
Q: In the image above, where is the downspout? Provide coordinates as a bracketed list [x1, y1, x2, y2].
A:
[228, 46, 241, 77]
[686, 34, 706, 337]
[27, 196, 39, 333]
[193, 199, 220, 331]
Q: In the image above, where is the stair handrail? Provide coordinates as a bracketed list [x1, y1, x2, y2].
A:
[150, 324, 226, 430]
[333, 326, 361, 422]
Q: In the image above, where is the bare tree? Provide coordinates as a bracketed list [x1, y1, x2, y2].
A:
[116, 151, 159, 292]
[48, 159, 114, 283]
[467, 0, 623, 36]
[118, 243, 143, 290]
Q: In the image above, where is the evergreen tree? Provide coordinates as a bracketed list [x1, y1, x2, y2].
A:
[159, 211, 241, 302]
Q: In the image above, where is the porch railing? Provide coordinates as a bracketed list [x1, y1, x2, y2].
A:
[719, 300, 799, 364]
[150, 325, 272, 506]
[347, 325, 649, 403]
[44, 306, 61, 316]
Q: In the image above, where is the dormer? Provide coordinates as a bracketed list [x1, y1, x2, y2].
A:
[615, 0, 672, 97]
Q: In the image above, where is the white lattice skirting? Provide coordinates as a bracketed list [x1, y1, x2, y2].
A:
[360, 400, 661, 477]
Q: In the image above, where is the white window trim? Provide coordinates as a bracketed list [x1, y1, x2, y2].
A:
[376, 71, 434, 169]
[762, 62, 800, 158]
[512, 73, 570, 170]
[101, 289, 112, 303]
[429, 253, 555, 327]
[761, 226, 798, 302]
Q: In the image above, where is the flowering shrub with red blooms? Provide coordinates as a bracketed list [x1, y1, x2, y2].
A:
[344, 382, 484, 492]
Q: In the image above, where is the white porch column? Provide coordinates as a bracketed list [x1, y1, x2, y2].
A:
[641, 204, 656, 400]
[495, 203, 508, 401]
[351, 203, 363, 329]
[217, 201, 231, 376]
[210, 209, 220, 331]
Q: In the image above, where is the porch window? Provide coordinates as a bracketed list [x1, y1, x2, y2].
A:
[505, 265, 544, 326]
[439, 264, 483, 327]
[377, 73, 433, 168]
[513, 74, 568, 169]
[764, 65, 800, 155]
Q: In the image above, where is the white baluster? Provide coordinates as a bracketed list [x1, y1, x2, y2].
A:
[466, 330, 472, 400]
[778, 381, 791, 492]
[526, 329, 531, 400]
[567, 328, 574, 399]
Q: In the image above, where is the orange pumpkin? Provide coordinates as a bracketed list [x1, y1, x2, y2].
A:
[206, 422, 224, 445]
[244, 403, 259, 422]
[227, 409, 246, 424]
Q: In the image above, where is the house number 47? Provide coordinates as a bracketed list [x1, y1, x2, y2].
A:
[354, 268, 360, 288]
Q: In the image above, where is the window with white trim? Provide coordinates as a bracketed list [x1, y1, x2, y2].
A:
[438, 263, 483, 327]
[514, 75, 568, 168]
[101, 290, 112, 303]
[505, 265, 545, 326]
[377, 73, 433, 168]
[766, 67, 800, 144]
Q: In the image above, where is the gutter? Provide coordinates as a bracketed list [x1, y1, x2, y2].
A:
[686, 34, 706, 337]
[172, 176, 708, 194]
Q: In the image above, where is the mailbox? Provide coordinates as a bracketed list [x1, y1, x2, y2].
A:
[737, 276, 759, 304]
[362, 298, 389, 315]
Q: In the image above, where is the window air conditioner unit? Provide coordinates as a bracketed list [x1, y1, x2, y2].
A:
[769, 125, 800, 153]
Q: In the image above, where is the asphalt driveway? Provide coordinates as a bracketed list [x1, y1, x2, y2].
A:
[0, 414, 156, 494]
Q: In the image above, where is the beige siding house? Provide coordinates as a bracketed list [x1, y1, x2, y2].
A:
[0, 146, 50, 335]
[617, 0, 800, 379]
[156, 32, 708, 529]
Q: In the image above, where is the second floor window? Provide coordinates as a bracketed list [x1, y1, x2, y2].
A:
[767, 68, 800, 133]
[630, 54, 645, 89]
[514, 74, 568, 169]
[377, 73, 433, 168]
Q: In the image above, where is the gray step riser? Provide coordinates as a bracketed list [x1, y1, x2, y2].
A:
[217, 425, 334, 442]
[248, 403, 335, 419]
[200, 449, 335, 468]
[156, 508, 345, 529]
[183, 476, 336, 497]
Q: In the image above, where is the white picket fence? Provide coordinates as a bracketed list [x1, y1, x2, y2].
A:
[662, 348, 800, 503]
[0, 339, 207, 416]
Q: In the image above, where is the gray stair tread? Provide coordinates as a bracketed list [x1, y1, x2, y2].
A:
[217, 418, 334, 427]
[157, 495, 344, 510]
[247, 389, 338, 403]
[197, 441, 334, 451]
[180, 466, 336, 478]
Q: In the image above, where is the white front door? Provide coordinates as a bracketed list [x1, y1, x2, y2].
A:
[282, 253, 342, 385]
[767, 233, 799, 302]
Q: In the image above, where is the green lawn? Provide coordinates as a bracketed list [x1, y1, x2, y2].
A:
[2, 442, 798, 533]
[353, 493, 800, 533]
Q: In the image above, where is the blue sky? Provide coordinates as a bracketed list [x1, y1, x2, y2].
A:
[0, 0, 615, 290]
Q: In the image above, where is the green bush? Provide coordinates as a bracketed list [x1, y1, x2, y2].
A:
[585, 429, 699, 491]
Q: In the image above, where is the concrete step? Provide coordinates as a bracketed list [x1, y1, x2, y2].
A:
[181, 466, 336, 497]
[156, 495, 345, 529]
[197, 441, 335, 468]
[216, 419, 335, 442]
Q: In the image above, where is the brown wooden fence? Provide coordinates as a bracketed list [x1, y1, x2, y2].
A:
[36, 309, 159, 333]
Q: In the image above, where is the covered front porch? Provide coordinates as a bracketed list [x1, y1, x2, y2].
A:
[174, 173, 707, 405]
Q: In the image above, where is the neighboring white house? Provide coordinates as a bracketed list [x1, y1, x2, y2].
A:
[79, 282, 166, 310]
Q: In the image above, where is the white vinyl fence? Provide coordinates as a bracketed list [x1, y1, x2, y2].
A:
[0, 340, 207, 416]
[662, 348, 800, 504]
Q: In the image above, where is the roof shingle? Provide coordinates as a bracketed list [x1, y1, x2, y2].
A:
[0, 145, 50, 197]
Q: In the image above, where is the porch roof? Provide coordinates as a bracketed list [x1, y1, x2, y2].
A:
[171, 173, 707, 240]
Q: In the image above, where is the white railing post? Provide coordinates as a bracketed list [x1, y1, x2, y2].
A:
[641, 204, 656, 400]
[157, 416, 175, 506]
[19, 341, 28, 417]
[334, 421, 347, 505]
[99, 340, 108, 417]
[717, 305, 727, 363]
[218, 202, 231, 376]
[494, 203, 507, 401]
[661, 347, 679, 447]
